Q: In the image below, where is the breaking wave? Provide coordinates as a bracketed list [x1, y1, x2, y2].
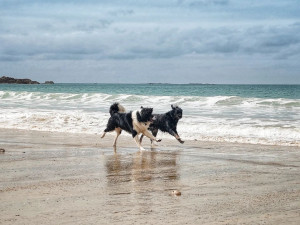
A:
[0, 91, 299, 146]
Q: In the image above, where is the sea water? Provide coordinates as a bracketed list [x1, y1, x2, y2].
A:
[0, 83, 299, 146]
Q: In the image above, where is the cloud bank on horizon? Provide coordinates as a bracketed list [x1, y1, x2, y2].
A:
[0, 0, 300, 83]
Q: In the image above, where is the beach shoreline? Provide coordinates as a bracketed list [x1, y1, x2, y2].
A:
[1, 128, 300, 224]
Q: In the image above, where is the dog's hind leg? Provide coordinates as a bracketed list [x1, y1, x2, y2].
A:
[101, 123, 116, 139]
[113, 128, 122, 147]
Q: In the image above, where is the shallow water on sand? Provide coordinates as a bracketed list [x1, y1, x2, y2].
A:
[1, 129, 300, 224]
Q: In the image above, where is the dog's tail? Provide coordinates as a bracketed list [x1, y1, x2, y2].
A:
[109, 102, 126, 116]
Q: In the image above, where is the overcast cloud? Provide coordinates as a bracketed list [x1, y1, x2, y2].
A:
[0, 0, 299, 83]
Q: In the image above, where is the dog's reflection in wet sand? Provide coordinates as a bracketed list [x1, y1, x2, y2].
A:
[105, 150, 179, 189]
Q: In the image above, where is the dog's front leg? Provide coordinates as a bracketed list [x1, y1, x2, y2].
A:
[132, 130, 146, 151]
[176, 135, 184, 144]
[139, 134, 144, 144]
[168, 128, 184, 144]
[142, 130, 162, 142]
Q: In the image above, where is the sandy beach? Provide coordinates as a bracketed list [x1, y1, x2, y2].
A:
[0, 128, 299, 225]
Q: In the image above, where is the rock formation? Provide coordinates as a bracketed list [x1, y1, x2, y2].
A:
[0, 76, 40, 84]
[44, 81, 54, 84]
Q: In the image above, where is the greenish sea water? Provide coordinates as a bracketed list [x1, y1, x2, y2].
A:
[0, 83, 299, 99]
[0, 83, 299, 146]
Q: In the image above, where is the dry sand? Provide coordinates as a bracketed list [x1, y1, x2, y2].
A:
[0, 128, 300, 225]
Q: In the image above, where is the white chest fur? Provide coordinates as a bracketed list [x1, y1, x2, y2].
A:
[131, 110, 151, 133]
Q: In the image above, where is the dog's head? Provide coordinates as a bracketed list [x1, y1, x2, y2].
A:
[139, 106, 155, 123]
[171, 104, 183, 120]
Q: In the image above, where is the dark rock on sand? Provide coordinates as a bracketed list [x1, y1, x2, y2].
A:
[0, 148, 5, 153]
[0, 76, 40, 84]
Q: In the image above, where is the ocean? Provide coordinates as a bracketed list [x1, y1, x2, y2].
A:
[0, 83, 299, 146]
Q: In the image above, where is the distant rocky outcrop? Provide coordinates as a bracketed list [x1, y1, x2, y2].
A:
[0, 76, 40, 84]
[44, 81, 54, 84]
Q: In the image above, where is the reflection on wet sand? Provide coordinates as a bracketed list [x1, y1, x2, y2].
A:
[105, 150, 180, 194]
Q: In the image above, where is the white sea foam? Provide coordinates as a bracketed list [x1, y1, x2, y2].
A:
[0, 91, 299, 146]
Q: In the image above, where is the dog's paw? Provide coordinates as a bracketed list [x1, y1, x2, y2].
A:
[140, 147, 146, 151]
[178, 139, 184, 144]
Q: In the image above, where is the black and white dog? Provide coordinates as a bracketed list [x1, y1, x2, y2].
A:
[101, 103, 161, 151]
[140, 105, 184, 145]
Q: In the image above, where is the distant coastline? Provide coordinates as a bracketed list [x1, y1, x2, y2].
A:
[0, 76, 54, 84]
[147, 82, 215, 85]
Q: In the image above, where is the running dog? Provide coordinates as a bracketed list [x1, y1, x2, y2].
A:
[140, 104, 184, 145]
[101, 103, 161, 151]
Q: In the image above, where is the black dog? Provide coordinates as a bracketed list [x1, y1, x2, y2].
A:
[101, 103, 161, 151]
[140, 105, 184, 144]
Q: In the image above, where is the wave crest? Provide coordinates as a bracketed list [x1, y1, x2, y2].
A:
[0, 90, 299, 146]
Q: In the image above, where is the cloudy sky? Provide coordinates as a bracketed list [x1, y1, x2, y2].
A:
[0, 0, 300, 83]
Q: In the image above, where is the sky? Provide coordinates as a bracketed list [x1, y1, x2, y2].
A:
[0, 0, 300, 84]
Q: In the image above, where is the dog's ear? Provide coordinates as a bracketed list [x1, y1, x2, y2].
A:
[171, 104, 178, 109]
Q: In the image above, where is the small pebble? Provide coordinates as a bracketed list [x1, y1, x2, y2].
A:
[172, 190, 181, 196]
[0, 148, 5, 153]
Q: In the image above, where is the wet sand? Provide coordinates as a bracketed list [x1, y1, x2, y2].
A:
[0, 128, 300, 225]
